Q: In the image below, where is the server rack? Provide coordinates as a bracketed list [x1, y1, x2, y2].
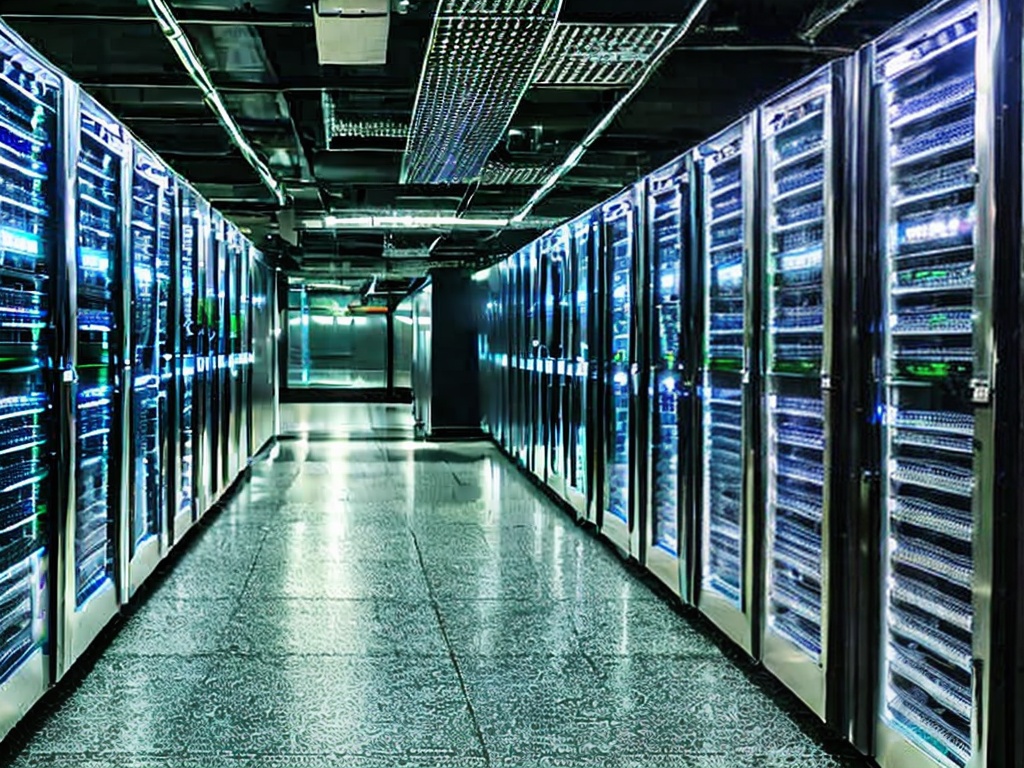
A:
[512, 246, 530, 468]
[565, 210, 597, 522]
[759, 58, 863, 723]
[525, 243, 544, 481]
[868, 2, 1009, 766]
[62, 92, 129, 674]
[0, 27, 62, 740]
[249, 254, 276, 455]
[170, 183, 200, 544]
[643, 156, 694, 599]
[695, 114, 760, 656]
[209, 213, 227, 501]
[238, 240, 252, 471]
[125, 145, 172, 596]
[223, 225, 243, 485]
[599, 188, 642, 556]
[539, 227, 569, 499]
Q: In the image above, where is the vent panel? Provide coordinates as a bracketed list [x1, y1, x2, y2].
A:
[402, 1, 561, 184]
[534, 24, 675, 87]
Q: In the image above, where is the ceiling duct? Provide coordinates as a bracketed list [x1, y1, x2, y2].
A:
[481, 160, 554, 186]
[322, 91, 408, 145]
[314, 0, 390, 66]
[401, 0, 563, 185]
[533, 24, 675, 87]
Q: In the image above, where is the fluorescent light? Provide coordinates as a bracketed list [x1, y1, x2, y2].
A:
[320, 214, 510, 229]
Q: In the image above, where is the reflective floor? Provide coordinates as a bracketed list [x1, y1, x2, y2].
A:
[3, 404, 867, 767]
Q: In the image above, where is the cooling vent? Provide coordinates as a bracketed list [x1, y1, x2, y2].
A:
[481, 161, 554, 186]
[533, 24, 675, 87]
[322, 92, 409, 141]
[402, 0, 562, 184]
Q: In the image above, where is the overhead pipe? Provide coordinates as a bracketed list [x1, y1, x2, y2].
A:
[510, 0, 712, 223]
[798, 0, 864, 43]
[144, 0, 287, 206]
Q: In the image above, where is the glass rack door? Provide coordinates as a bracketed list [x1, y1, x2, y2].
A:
[763, 80, 831, 664]
[74, 105, 124, 606]
[568, 215, 592, 508]
[700, 126, 750, 609]
[0, 37, 59, 682]
[604, 198, 635, 526]
[128, 151, 168, 557]
[177, 187, 198, 525]
[876, 3, 979, 766]
[649, 171, 685, 559]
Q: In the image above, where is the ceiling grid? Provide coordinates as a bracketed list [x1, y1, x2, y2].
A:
[401, 0, 562, 184]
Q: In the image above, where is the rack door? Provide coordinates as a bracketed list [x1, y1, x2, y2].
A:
[760, 66, 840, 719]
[0, 30, 61, 739]
[565, 214, 594, 520]
[126, 148, 171, 594]
[600, 192, 639, 554]
[873, 3, 985, 767]
[644, 161, 689, 597]
[65, 96, 127, 669]
[696, 116, 759, 655]
[172, 186, 199, 542]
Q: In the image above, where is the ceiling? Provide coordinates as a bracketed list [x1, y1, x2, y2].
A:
[2, 0, 931, 282]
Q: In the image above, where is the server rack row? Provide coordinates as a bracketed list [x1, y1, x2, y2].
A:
[477, 2, 1022, 767]
[0, 22, 280, 743]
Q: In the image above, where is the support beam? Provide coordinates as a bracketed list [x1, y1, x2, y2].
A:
[798, 0, 864, 43]
[1, 10, 313, 27]
[144, 0, 286, 206]
[78, 78, 414, 95]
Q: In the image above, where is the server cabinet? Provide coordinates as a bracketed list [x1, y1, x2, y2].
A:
[695, 114, 760, 656]
[170, 183, 201, 544]
[870, 2, 1005, 766]
[0, 29, 62, 740]
[566, 211, 597, 522]
[511, 246, 530, 467]
[211, 215, 229, 501]
[238, 241, 252, 470]
[63, 92, 129, 673]
[125, 146, 172, 596]
[249, 255, 276, 455]
[223, 225, 243, 484]
[759, 62, 856, 720]
[643, 157, 694, 599]
[539, 227, 569, 500]
[600, 189, 642, 556]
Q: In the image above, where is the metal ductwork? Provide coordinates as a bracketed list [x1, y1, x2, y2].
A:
[313, 151, 403, 183]
[401, 0, 562, 185]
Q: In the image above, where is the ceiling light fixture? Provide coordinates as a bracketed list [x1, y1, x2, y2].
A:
[510, 0, 711, 223]
[320, 214, 513, 229]
[145, 0, 287, 206]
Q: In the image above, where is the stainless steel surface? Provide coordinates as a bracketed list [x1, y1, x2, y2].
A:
[758, 64, 837, 720]
[642, 156, 690, 600]
[695, 113, 761, 658]
[61, 87, 127, 677]
[872, 3, 986, 766]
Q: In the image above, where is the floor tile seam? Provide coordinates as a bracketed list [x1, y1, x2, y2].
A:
[17, 749, 490, 760]
[210, 511, 276, 672]
[102, 650, 457, 659]
[410, 531, 492, 768]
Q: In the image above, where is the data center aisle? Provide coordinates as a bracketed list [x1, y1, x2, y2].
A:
[3, 404, 866, 768]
